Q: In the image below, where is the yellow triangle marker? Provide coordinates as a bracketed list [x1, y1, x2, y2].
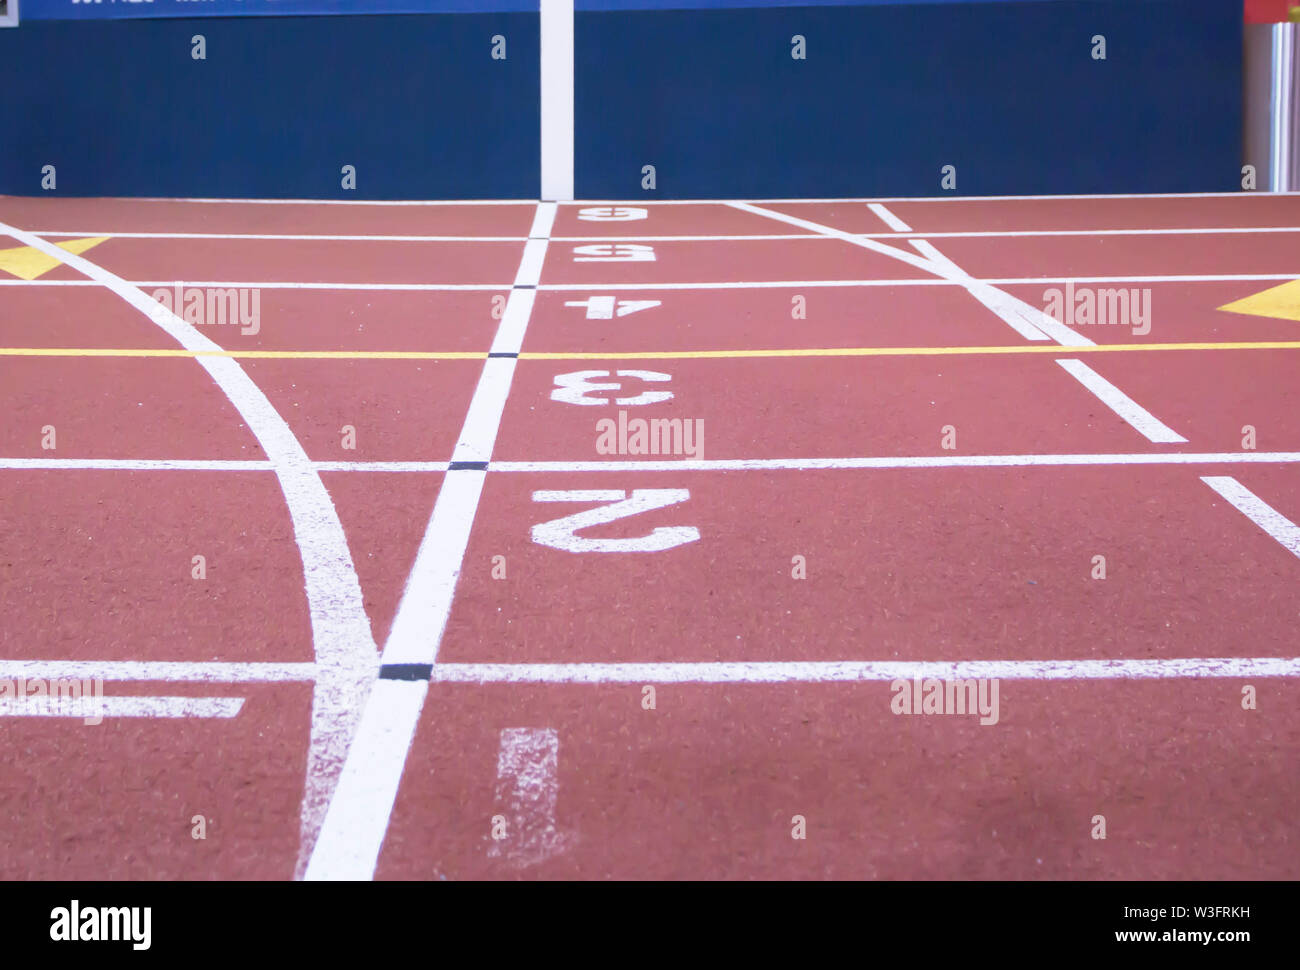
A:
[1218, 278, 1300, 323]
[0, 236, 110, 280]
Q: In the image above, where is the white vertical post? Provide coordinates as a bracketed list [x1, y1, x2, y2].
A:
[540, 0, 575, 201]
[1270, 22, 1296, 192]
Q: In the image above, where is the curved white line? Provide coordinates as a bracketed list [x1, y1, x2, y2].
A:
[0, 220, 378, 877]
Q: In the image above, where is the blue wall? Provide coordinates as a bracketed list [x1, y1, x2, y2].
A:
[1, 1, 1242, 198]
[576, 0, 1243, 197]
[0, 13, 540, 198]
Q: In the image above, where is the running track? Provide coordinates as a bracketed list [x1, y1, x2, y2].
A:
[1, 192, 1298, 880]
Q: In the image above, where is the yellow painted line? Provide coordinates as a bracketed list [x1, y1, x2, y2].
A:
[520, 341, 1300, 360]
[2, 341, 1299, 361]
[0, 348, 486, 360]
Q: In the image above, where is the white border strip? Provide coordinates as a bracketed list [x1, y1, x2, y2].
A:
[426, 658, 1300, 684]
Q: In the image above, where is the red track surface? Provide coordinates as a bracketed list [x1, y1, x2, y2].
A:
[0, 193, 1297, 880]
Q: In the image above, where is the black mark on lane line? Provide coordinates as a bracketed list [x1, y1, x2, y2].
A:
[379, 664, 434, 682]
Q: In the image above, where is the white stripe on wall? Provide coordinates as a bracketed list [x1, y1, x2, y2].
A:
[540, 0, 575, 201]
[1271, 23, 1297, 192]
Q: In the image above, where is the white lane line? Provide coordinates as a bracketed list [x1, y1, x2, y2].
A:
[515, 241, 550, 290]
[315, 461, 449, 472]
[305, 202, 557, 883]
[907, 238, 1048, 342]
[732, 204, 1193, 447]
[560, 227, 1300, 241]
[379, 472, 488, 667]
[0, 280, 508, 290]
[451, 369, 517, 466]
[1055, 359, 1188, 443]
[491, 453, 1299, 471]
[0, 696, 245, 718]
[25, 227, 1300, 242]
[491, 290, 536, 355]
[299, 677, 428, 874]
[462, 220, 553, 456]
[567, 191, 1300, 203]
[6, 452, 1300, 474]
[1202, 476, 1300, 559]
[727, 201, 944, 276]
[0, 458, 449, 472]
[528, 202, 559, 241]
[867, 203, 913, 232]
[730, 202, 1096, 346]
[0, 458, 278, 472]
[488, 728, 569, 868]
[867, 226, 1300, 239]
[30, 231, 528, 242]
[0, 661, 317, 682]
[429, 658, 1300, 684]
[907, 238, 1094, 345]
[562, 233, 816, 240]
[2, 273, 1296, 291]
[542, 273, 1299, 288]
[533, 275, 1297, 290]
[3, 657, 1293, 686]
[0, 218, 378, 877]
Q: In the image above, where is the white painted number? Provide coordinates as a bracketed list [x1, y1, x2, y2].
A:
[572, 244, 656, 263]
[551, 369, 673, 406]
[531, 489, 700, 553]
[577, 207, 648, 222]
[563, 296, 662, 319]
